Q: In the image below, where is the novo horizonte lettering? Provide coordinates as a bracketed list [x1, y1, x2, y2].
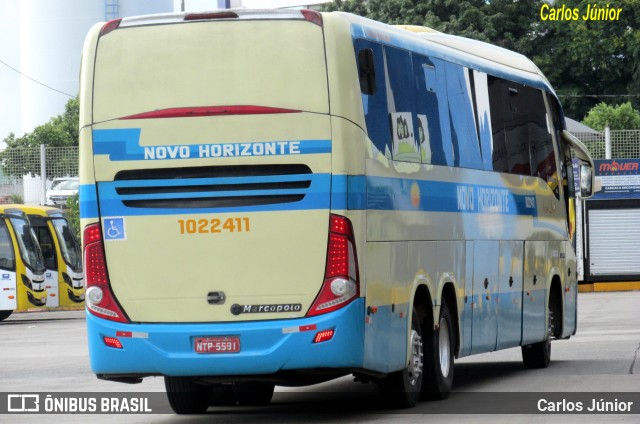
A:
[143, 141, 301, 160]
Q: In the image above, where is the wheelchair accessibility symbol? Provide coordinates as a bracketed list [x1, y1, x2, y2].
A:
[104, 217, 126, 241]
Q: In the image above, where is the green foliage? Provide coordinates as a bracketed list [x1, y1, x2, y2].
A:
[322, 0, 368, 15]
[65, 192, 80, 242]
[1, 97, 79, 178]
[8, 194, 23, 204]
[322, 0, 640, 119]
[582, 102, 640, 131]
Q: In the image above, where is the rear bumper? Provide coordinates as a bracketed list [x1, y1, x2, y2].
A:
[87, 298, 365, 377]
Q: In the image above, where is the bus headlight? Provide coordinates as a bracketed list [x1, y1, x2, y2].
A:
[86, 286, 104, 305]
[21, 274, 32, 290]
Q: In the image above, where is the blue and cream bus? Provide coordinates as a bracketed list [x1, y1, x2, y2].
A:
[79, 9, 594, 413]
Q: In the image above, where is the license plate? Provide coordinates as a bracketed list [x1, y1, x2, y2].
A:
[194, 336, 240, 354]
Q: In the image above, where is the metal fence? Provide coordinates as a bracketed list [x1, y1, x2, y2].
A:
[0, 129, 637, 203]
[571, 130, 640, 160]
[0, 146, 79, 205]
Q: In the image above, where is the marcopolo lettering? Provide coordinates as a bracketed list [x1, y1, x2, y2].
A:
[230, 303, 302, 315]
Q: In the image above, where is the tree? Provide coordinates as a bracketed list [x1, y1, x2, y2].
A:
[322, 0, 640, 120]
[531, 0, 640, 119]
[322, 0, 368, 15]
[582, 102, 640, 131]
[1, 96, 79, 178]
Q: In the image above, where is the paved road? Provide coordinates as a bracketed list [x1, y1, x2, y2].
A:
[1, 291, 639, 423]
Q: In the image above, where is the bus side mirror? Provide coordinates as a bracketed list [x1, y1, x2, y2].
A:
[580, 163, 593, 198]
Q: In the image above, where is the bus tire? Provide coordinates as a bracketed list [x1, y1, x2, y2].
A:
[233, 382, 274, 406]
[521, 306, 554, 369]
[164, 376, 212, 414]
[0, 310, 12, 321]
[381, 307, 423, 408]
[422, 301, 454, 400]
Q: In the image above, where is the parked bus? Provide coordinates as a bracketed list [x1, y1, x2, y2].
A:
[22, 206, 85, 307]
[0, 206, 47, 321]
[79, 10, 594, 413]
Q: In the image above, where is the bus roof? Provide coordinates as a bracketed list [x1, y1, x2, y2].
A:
[93, 9, 556, 100]
[338, 12, 554, 95]
[0, 205, 64, 216]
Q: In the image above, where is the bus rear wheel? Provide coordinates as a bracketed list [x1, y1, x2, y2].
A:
[0, 310, 12, 321]
[164, 376, 212, 414]
[381, 307, 423, 408]
[422, 301, 454, 400]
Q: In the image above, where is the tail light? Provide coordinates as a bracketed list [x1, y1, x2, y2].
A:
[184, 11, 239, 21]
[119, 105, 301, 120]
[100, 18, 122, 36]
[83, 223, 128, 323]
[307, 214, 359, 316]
[301, 9, 323, 27]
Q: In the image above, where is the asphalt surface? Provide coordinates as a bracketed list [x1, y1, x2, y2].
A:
[1, 291, 638, 423]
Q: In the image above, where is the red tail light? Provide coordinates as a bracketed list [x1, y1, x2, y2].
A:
[83, 223, 128, 323]
[100, 18, 122, 36]
[103, 336, 123, 349]
[313, 329, 335, 343]
[301, 10, 323, 27]
[119, 105, 301, 120]
[307, 215, 359, 317]
[184, 11, 239, 21]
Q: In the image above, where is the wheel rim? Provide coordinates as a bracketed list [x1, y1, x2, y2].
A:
[407, 328, 423, 386]
[545, 308, 554, 356]
[439, 317, 451, 378]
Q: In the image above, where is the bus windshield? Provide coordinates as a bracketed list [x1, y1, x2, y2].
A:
[9, 216, 45, 273]
[50, 217, 82, 272]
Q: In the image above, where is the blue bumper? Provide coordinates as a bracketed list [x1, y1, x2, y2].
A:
[87, 299, 365, 376]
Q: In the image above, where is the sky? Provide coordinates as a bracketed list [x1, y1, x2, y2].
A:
[0, 0, 329, 145]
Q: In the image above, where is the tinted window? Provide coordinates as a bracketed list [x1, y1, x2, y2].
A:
[33, 225, 57, 271]
[413, 56, 444, 165]
[443, 62, 482, 169]
[386, 47, 420, 163]
[487, 77, 557, 185]
[355, 40, 390, 156]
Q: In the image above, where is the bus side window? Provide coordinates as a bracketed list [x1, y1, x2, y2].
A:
[442, 62, 482, 169]
[524, 87, 559, 198]
[472, 70, 495, 171]
[355, 40, 391, 156]
[35, 226, 57, 271]
[384, 46, 420, 163]
[413, 55, 445, 165]
[487, 76, 510, 173]
[0, 222, 15, 271]
[487, 76, 558, 196]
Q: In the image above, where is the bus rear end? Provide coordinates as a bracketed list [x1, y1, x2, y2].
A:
[79, 10, 364, 402]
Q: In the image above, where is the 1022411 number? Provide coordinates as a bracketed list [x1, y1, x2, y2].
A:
[178, 217, 250, 234]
